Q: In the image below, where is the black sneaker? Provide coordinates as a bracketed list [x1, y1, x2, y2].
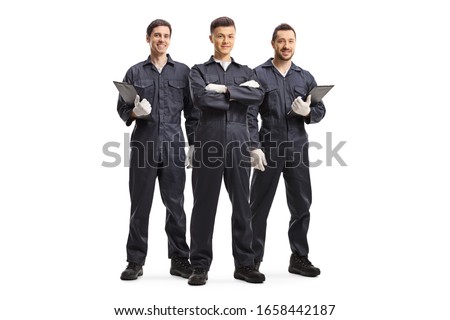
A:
[234, 266, 265, 283]
[288, 253, 321, 277]
[188, 268, 208, 286]
[170, 256, 192, 278]
[120, 262, 143, 280]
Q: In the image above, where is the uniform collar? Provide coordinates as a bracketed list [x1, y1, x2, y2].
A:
[262, 58, 302, 72]
[204, 55, 238, 67]
[143, 54, 175, 67]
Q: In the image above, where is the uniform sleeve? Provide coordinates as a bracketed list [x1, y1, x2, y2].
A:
[227, 69, 265, 106]
[117, 71, 135, 127]
[183, 71, 198, 145]
[306, 77, 326, 124]
[189, 65, 230, 111]
[247, 103, 260, 149]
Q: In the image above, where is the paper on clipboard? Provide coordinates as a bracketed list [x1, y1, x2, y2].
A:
[309, 85, 334, 103]
[113, 81, 138, 106]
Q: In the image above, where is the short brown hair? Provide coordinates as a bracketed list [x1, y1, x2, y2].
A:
[272, 23, 296, 42]
[147, 19, 172, 37]
[210, 16, 235, 34]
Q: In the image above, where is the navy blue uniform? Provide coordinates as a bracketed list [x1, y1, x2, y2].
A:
[248, 58, 326, 262]
[117, 55, 197, 266]
[189, 56, 264, 270]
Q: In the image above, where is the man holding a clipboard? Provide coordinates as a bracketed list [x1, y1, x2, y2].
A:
[248, 23, 329, 279]
[116, 19, 197, 281]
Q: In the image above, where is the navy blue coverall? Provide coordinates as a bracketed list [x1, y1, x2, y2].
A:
[117, 55, 197, 266]
[248, 58, 326, 262]
[189, 56, 264, 270]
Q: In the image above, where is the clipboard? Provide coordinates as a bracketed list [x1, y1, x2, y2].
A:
[287, 85, 334, 116]
[309, 85, 334, 103]
[113, 81, 138, 105]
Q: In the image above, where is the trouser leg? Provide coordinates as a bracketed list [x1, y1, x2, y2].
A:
[283, 154, 312, 257]
[158, 161, 189, 259]
[126, 142, 158, 266]
[250, 156, 284, 262]
[223, 151, 254, 268]
[189, 164, 224, 270]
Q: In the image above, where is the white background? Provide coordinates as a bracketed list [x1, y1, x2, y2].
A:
[1, 0, 449, 319]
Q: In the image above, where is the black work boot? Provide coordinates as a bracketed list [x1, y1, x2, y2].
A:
[170, 257, 192, 279]
[120, 262, 143, 280]
[255, 261, 261, 271]
[288, 253, 321, 277]
[188, 268, 208, 286]
[234, 266, 265, 283]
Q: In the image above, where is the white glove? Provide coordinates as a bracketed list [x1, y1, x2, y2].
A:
[249, 149, 267, 171]
[185, 145, 194, 169]
[291, 95, 311, 117]
[205, 84, 227, 94]
[133, 95, 151, 117]
[239, 80, 260, 88]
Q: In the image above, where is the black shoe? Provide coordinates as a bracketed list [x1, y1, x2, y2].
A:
[288, 253, 321, 277]
[170, 256, 192, 278]
[120, 262, 143, 280]
[234, 266, 265, 283]
[188, 268, 208, 286]
[255, 261, 261, 271]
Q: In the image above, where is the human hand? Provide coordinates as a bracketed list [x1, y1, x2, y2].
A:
[249, 148, 267, 171]
[205, 84, 227, 94]
[291, 95, 311, 117]
[239, 80, 260, 88]
[133, 95, 152, 117]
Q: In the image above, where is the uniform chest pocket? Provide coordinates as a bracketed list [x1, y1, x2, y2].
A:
[293, 85, 307, 100]
[204, 74, 219, 84]
[168, 80, 186, 89]
[266, 85, 279, 107]
[168, 80, 186, 107]
[134, 79, 155, 101]
[233, 76, 246, 85]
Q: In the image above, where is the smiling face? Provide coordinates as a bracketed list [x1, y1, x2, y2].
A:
[272, 29, 296, 62]
[147, 25, 171, 56]
[210, 26, 235, 60]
